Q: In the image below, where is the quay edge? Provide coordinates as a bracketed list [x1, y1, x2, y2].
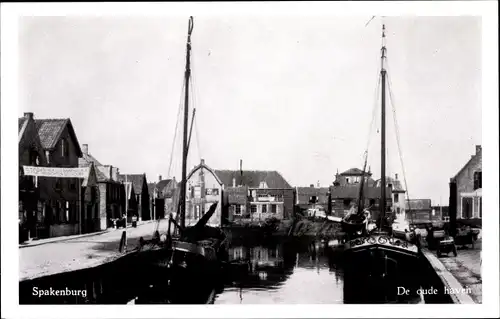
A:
[422, 248, 477, 304]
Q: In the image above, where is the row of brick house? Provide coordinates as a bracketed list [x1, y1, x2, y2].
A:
[18, 112, 155, 242]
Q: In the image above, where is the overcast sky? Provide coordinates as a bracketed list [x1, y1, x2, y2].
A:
[18, 16, 482, 204]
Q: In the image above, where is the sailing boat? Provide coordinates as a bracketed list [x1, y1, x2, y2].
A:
[133, 16, 228, 304]
[342, 23, 423, 303]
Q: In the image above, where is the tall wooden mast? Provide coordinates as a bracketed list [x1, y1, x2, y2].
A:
[180, 16, 194, 229]
[380, 24, 387, 222]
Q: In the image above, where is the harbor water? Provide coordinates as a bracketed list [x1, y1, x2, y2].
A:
[213, 237, 442, 304]
[19, 236, 453, 304]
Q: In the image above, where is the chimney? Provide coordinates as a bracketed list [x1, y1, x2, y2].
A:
[158, 175, 162, 182]
[200, 158, 205, 165]
[395, 173, 398, 180]
[239, 159, 243, 186]
[82, 144, 89, 155]
[233, 178, 236, 187]
[24, 112, 34, 120]
[476, 145, 481, 154]
[317, 181, 320, 188]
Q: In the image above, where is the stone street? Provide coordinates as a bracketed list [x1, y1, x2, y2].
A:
[19, 220, 170, 281]
[438, 238, 482, 303]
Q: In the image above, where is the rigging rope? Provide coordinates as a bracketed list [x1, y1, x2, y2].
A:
[386, 61, 414, 226]
[355, 68, 381, 217]
[167, 79, 187, 179]
[190, 56, 203, 161]
[157, 78, 186, 234]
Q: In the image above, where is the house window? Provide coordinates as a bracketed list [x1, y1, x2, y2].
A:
[479, 197, 482, 218]
[69, 179, 76, 191]
[262, 204, 267, 213]
[354, 176, 360, 183]
[250, 205, 257, 213]
[55, 179, 62, 191]
[473, 171, 482, 190]
[462, 197, 472, 219]
[271, 204, 277, 213]
[61, 139, 69, 157]
[195, 205, 200, 219]
[370, 199, 376, 206]
[234, 205, 242, 215]
[346, 178, 350, 184]
[394, 193, 399, 203]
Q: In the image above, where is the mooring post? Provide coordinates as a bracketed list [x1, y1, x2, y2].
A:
[119, 230, 127, 253]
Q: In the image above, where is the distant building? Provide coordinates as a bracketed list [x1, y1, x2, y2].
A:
[180, 159, 294, 226]
[117, 173, 150, 222]
[148, 175, 178, 220]
[374, 174, 406, 216]
[330, 167, 391, 221]
[184, 159, 224, 226]
[431, 205, 448, 221]
[79, 143, 125, 229]
[404, 199, 432, 223]
[215, 166, 294, 224]
[295, 184, 330, 214]
[333, 167, 375, 187]
[449, 145, 482, 222]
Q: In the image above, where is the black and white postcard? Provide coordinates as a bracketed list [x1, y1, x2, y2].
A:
[1, 1, 498, 318]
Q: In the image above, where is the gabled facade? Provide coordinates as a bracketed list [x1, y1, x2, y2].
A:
[449, 145, 482, 223]
[374, 174, 406, 216]
[35, 116, 84, 238]
[148, 176, 178, 220]
[184, 160, 224, 226]
[19, 113, 48, 241]
[117, 173, 150, 221]
[19, 113, 103, 240]
[79, 143, 125, 229]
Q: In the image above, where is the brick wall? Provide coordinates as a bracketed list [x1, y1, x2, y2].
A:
[454, 147, 482, 219]
[98, 183, 107, 230]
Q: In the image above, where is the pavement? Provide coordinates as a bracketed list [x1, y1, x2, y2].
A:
[422, 238, 482, 304]
[19, 220, 169, 281]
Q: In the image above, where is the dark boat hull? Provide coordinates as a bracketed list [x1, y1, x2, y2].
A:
[343, 233, 423, 303]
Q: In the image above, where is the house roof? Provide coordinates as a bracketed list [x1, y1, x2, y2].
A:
[147, 179, 175, 198]
[34, 118, 83, 156]
[452, 147, 482, 180]
[147, 183, 156, 198]
[374, 177, 405, 192]
[117, 174, 146, 195]
[340, 168, 370, 176]
[156, 179, 173, 192]
[214, 170, 292, 189]
[19, 118, 27, 134]
[296, 187, 330, 204]
[79, 153, 103, 167]
[330, 185, 392, 199]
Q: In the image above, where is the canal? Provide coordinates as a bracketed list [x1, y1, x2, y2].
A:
[19, 237, 453, 304]
[214, 237, 435, 304]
